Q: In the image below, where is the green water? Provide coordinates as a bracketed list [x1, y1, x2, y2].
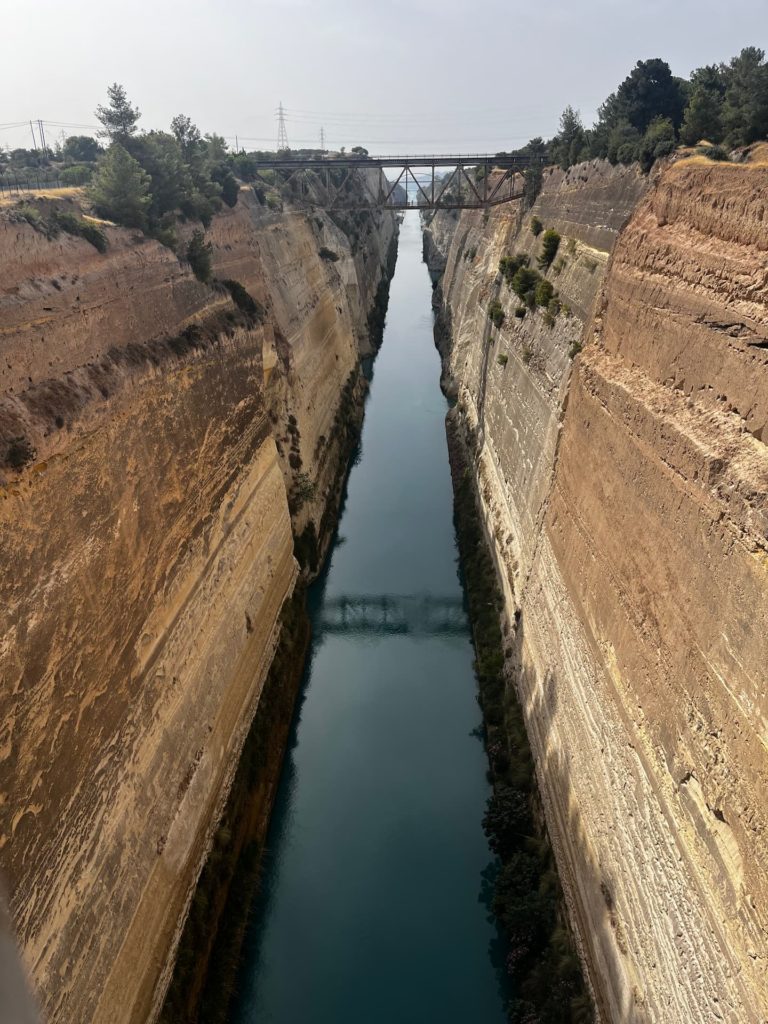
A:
[230, 214, 508, 1023]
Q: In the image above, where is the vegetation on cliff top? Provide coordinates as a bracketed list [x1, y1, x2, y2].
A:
[500, 47, 768, 175]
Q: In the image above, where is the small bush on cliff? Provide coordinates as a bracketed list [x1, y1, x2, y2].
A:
[530, 216, 543, 236]
[537, 229, 560, 271]
[52, 211, 108, 253]
[695, 143, 730, 161]
[497, 353, 508, 366]
[4, 436, 36, 471]
[499, 253, 529, 285]
[534, 278, 555, 307]
[510, 265, 540, 302]
[289, 472, 315, 515]
[186, 230, 213, 282]
[488, 300, 505, 329]
[319, 246, 340, 262]
[221, 279, 264, 321]
[637, 116, 677, 172]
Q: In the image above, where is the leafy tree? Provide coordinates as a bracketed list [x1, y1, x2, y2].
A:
[680, 65, 726, 144]
[95, 83, 141, 144]
[721, 47, 768, 147]
[88, 144, 151, 228]
[63, 135, 101, 163]
[613, 58, 687, 134]
[351, 145, 369, 156]
[204, 133, 229, 164]
[170, 114, 202, 159]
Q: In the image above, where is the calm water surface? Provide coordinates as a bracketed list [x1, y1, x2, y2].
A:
[230, 214, 507, 1023]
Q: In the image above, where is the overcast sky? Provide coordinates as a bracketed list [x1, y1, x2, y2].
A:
[2, 0, 765, 154]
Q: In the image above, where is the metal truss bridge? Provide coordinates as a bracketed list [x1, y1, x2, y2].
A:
[252, 153, 539, 210]
[318, 594, 467, 637]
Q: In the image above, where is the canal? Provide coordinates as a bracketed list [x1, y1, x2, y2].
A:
[230, 213, 507, 1023]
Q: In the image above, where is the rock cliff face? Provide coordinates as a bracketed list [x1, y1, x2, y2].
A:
[426, 156, 768, 1023]
[0, 185, 396, 1024]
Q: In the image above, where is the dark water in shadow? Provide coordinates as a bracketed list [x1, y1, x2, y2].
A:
[230, 214, 508, 1024]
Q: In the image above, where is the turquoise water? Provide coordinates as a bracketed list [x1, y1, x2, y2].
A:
[230, 214, 507, 1023]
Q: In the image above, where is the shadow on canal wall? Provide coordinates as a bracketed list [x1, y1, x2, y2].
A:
[447, 416, 595, 1024]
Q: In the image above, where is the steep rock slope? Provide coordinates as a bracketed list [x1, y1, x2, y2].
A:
[427, 157, 767, 1023]
[0, 187, 396, 1024]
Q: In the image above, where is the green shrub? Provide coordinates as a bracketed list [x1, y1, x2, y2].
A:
[52, 211, 108, 252]
[511, 265, 540, 300]
[497, 353, 508, 366]
[221, 279, 264, 320]
[488, 300, 505, 328]
[4, 436, 35, 470]
[499, 252, 530, 284]
[220, 173, 239, 208]
[16, 204, 45, 231]
[534, 278, 555, 307]
[319, 246, 339, 262]
[696, 144, 730, 162]
[186, 229, 212, 282]
[569, 340, 583, 359]
[537, 229, 561, 270]
[530, 215, 543, 236]
[638, 116, 677, 172]
[514, 306, 526, 319]
[60, 164, 93, 185]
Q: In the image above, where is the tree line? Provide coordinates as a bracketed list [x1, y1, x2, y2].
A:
[504, 47, 768, 174]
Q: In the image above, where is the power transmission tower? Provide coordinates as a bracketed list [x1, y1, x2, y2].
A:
[320, 126, 325, 151]
[276, 102, 289, 151]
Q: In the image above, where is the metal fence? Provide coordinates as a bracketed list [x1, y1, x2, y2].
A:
[0, 170, 90, 196]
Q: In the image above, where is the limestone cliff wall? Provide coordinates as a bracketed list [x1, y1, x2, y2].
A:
[0, 187, 396, 1024]
[427, 157, 768, 1023]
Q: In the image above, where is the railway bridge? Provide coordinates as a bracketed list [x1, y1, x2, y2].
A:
[318, 594, 467, 637]
[252, 152, 540, 210]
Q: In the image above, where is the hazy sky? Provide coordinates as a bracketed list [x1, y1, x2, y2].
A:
[2, 0, 765, 154]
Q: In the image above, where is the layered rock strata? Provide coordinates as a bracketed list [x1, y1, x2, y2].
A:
[0, 183, 396, 1024]
[426, 156, 768, 1023]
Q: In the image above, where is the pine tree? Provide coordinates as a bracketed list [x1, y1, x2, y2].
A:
[95, 84, 141, 144]
[721, 47, 768, 147]
[88, 145, 151, 229]
[680, 66, 726, 145]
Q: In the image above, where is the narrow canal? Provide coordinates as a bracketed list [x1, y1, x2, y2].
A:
[231, 213, 507, 1023]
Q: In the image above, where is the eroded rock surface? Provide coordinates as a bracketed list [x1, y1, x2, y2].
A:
[0, 186, 396, 1024]
[427, 156, 768, 1023]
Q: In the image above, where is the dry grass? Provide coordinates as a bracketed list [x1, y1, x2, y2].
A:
[0, 185, 84, 207]
[673, 141, 768, 172]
